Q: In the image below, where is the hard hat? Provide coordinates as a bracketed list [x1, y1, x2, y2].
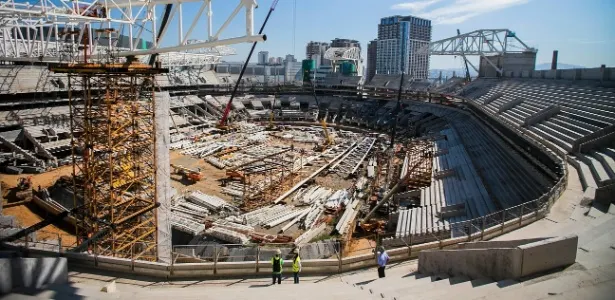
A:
[293, 249, 299, 254]
[275, 249, 281, 255]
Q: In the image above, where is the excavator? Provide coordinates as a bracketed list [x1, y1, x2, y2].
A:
[223, 169, 246, 185]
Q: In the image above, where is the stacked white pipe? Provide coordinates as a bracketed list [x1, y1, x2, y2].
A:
[186, 191, 228, 211]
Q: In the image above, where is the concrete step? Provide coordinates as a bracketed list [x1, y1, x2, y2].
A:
[553, 115, 601, 133]
[358, 274, 450, 297]
[386, 275, 467, 299]
[535, 123, 576, 144]
[576, 153, 611, 185]
[542, 120, 585, 139]
[561, 110, 612, 129]
[549, 116, 594, 136]
[397, 277, 512, 300]
[529, 126, 573, 152]
[591, 150, 615, 179]
[572, 157, 599, 190]
[485, 266, 615, 300]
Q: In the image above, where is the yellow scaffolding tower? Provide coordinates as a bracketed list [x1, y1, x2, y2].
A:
[51, 62, 167, 261]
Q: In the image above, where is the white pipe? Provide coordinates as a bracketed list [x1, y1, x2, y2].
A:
[273, 145, 352, 204]
[280, 207, 311, 233]
[117, 34, 264, 56]
[265, 208, 308, 229]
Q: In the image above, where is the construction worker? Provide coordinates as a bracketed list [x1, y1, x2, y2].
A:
[271, 249, 283, 284]
[376, 246, 390, 278]
[292, 249, 302, 284]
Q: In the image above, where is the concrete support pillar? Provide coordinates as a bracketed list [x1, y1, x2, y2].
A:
[154, 91, 172, 263]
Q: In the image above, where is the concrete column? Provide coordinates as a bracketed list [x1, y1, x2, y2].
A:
[154, 91, 172, 263]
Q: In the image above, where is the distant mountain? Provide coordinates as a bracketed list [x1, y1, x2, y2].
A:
[535, 63, 585, 70]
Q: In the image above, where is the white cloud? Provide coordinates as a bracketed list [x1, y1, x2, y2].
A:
[392, 0, 531, 25]
[391, 0, 443, 12]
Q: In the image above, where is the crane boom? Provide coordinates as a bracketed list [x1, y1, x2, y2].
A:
[219, 0, 279, 128]
[457, 29, 472, 82]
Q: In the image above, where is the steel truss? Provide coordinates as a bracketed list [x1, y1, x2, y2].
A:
[0, 0, 262, 64]
[323, 46, 361, 72]
[419, 29, 536, 75]
[60, 63, 164, 261]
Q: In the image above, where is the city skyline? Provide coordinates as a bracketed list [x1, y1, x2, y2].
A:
[159, 0, 615, 70]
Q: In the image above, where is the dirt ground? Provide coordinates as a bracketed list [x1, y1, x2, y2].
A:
[169, 151, 232, 202]
[1, 165, 72, 190]
[1, 165, 76, 247]
[2, 204, 76, 247]
[345, 238, 377, 257]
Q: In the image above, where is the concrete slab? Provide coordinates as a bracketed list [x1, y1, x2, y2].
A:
[9, 257, 68, 290]
[0, 259, 11, 295]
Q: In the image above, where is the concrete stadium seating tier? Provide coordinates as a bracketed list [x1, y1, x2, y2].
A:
[459, 77, 615, 204]
[365, 74, 432, 92]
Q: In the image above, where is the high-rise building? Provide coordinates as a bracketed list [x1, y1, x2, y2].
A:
[306, 41, 330, 66]
[284, 54, 297, 64]
[258, 51, 269, 65]
[331, 38, 361, 51]
[367, 40, 378, 82]
[268, 57, 277, 65]
[376, 15, 431, 78]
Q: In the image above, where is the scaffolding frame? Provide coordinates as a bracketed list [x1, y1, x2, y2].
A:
[52, 62, 166, 261]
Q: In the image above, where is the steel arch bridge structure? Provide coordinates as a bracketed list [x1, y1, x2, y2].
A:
[419, 29, 536, 76]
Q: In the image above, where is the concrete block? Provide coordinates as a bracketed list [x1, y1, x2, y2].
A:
[101, 280, 117, 293]
[518, 235, 578, 277]
[457, 238, 548, 250]
[9, 257, 68, 290]
[0, 259, 11, 295]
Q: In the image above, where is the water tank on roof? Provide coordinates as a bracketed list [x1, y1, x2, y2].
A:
[302, 59, 315, 84]
[340, 61, 356, 75]
[302, 59, 316, 71]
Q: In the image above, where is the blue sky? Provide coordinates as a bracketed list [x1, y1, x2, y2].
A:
[161, 0, 615, 69]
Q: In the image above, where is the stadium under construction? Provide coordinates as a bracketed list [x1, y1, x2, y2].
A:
[0, 0, 614, 299]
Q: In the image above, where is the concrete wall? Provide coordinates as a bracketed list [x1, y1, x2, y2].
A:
[457, 238, 547, 250]
[519, 235, 578, 277]
[580, 68, 603, 80]
[0, 257, 68, 294]
[503, 66, 615, 82]
[418, 248, 522, 280]
[0, 259, 10, 294]
[418, 235, 577, 280]
[155, 92, 172, 263]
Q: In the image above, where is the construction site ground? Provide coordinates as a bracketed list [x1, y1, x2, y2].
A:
[170, 147, 356, 239]
[1, 165, 76, 247]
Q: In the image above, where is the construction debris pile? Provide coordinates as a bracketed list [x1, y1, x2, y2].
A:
[170, 191, 239, 235]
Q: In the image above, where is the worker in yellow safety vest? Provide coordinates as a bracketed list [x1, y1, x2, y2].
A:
[292, 248, 302, 284]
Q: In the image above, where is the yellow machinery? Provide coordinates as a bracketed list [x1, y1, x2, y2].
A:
[265, 94, 280, 131]
[314, 118, 334, 152]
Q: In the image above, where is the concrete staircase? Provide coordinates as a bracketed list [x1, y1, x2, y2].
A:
[344, 272, 521, 300]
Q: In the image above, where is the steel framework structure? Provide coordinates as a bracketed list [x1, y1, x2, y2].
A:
[418, 29, 536, 75]
[0, 0, 262, 64]
[323, 46, 361, 73]
[52, 62, 165, 261]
